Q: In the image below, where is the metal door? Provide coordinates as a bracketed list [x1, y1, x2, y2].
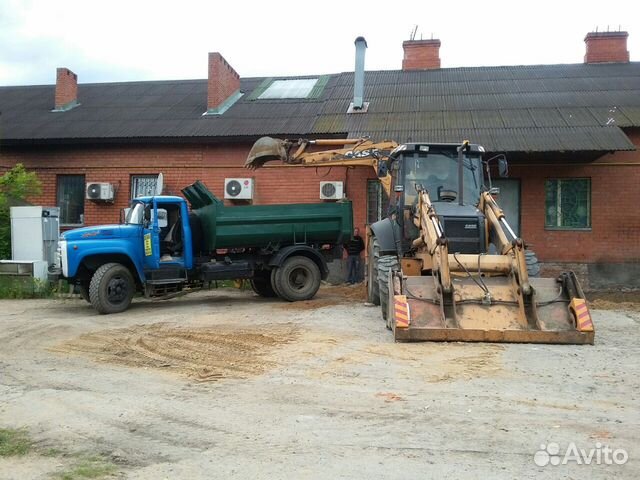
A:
[492, 179, 521, 236]
[142, 201, 160, 270]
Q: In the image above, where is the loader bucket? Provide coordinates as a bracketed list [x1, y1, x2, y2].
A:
[245, 137, 288, 169]
[390, 273, 594, 344]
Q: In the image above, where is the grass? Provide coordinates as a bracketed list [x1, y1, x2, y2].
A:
[0, 428, 32, 456]
[0, 276, 57, 299]
[54, 455, 117, 480]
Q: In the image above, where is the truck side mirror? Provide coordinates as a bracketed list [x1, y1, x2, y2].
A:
[498, 158, 508, 178]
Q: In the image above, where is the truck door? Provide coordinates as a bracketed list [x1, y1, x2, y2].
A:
[143, 200, 161, 270]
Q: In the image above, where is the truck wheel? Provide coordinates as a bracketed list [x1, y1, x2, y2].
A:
[251, 273, 277, 298]
[89, 262, 135, 314]
[378, 255, 399, 325]
[274, 256, 321, 302]
[367, 237, 381, 305]
[270, 268, 284, 299]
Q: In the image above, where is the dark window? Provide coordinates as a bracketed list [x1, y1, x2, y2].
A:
[131, 175, 159, 198]
[57, 175, 85, 225]
[367, 180, 389, 224]
[545, 178, 591, 229]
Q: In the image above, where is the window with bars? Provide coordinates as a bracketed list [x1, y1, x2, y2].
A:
[367, 180, 389, 224]
[131, 175, 159, 198]
[57, 175, 85, 225]
[545, 178, 591, 229]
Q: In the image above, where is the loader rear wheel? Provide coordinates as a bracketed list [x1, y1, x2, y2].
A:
[367, 238, 381, 305]
[89, 262, 135, 314]
[274, 256, 321, 302]
[378, 255, 399, 326]
[251, 272, 277, 298]
[525, 249, 540, 277]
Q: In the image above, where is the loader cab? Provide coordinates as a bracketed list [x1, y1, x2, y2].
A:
[388, 143, 486, 253]
[392, 143, 485, 209]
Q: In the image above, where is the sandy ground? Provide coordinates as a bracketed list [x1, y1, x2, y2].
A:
[0, 285, 638, 479]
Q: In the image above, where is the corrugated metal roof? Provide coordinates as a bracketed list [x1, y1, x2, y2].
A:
[0, 62, 638, 152]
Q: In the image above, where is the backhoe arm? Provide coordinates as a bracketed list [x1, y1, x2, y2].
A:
[245, 136, 399, 196]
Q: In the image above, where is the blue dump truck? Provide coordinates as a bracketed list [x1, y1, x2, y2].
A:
[51, 181, 353, 314]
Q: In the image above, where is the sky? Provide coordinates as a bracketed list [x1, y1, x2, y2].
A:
[0, 0, 638, 86]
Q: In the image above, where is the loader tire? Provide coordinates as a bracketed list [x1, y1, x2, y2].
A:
[367, 238, 381, 305]
[89, 262, 135, 314]
[378, 255, 399, 326]
[251, 273, 278, 298]
[274, 256, 321, 302]
[525, 249, 540, 277]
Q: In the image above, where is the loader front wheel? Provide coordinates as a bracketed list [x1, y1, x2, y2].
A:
[378, 255, 399, 325]
[274, 256, 321, 302]
[89, 262, 135, 314]
[367, 238, 381, 305]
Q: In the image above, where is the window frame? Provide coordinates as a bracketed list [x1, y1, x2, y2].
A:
[544, 177, 592, 231]
[130, 174, 159, 199]
[56, 174, 86, 226]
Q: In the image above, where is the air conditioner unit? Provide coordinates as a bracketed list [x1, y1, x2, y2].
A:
[320, 181, 344, 200]
[86, 182, 115, 202]
[224, 178, 254, 200]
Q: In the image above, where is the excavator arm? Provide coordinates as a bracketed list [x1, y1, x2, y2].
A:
[245, 136, 399, 196]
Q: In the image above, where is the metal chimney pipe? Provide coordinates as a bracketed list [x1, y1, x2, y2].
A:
[353, 36, 367, 110]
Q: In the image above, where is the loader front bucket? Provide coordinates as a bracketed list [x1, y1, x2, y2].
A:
[390, 273, 594, 344]
[245, 137, 288, 169]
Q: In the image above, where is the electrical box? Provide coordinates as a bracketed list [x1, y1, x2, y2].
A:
[10, 206, 60, 268]
[320, 181, 344, 200]
[224, 178, 254, 200]
[86, 182, 115, 202]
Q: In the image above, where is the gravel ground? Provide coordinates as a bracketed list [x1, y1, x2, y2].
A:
[0, 286, 638, 479]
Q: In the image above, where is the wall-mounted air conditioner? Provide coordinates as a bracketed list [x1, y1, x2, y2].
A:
[224, 178, 254, 200]
[320, 181, 344, 200]
[86, 182, 115, 202]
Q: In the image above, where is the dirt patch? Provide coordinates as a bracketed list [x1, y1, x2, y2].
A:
[278, 283, 366, 311]
[587, 290, 640, 311]
[52, 323, 299, 382]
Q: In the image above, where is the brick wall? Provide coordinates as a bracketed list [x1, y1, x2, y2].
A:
[510, 129, 640, 264]
[2, 130, 638, 266]
[0, 142, 375, 233]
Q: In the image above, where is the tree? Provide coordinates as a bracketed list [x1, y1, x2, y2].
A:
[0, 164, 42, 259]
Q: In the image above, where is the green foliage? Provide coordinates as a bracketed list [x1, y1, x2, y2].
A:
[0, 164, 43, 259]
[0, 428, 32, 456]
[54, 455, 117, 480]
[0, 276, 56, 299]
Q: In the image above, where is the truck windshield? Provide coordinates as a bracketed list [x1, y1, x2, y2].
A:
[125, 203, 145, 224]
[403, 153, 482, 205]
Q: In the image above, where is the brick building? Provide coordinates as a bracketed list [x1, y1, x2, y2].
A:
[1, 31, 639, 288]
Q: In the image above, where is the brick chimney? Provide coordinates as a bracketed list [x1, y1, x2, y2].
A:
[584, 31, 630, 64]
[402, 39, 441, 70]
[54, 67, 79, 111]
[206, 52, 241, 115]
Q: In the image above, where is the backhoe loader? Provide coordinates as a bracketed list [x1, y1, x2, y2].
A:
[246, 137, 594, 344]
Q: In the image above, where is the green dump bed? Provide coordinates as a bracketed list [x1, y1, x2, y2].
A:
[182, 181, 353, 250]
